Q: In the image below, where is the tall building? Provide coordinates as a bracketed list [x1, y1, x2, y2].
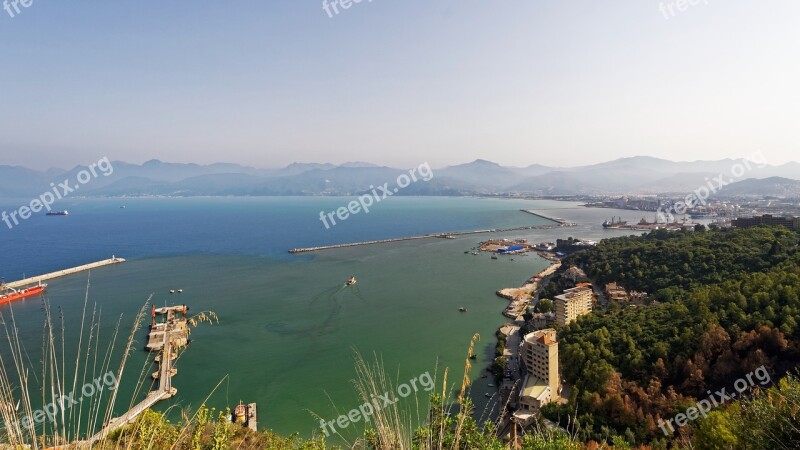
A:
[554, 286, 593, 325]
[732, 214, 799, 231]
[515, 329, 560, 422]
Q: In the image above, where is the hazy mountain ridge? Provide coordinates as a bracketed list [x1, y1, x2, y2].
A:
[1, 157, 799, 198]
[712, 176, 800, 198]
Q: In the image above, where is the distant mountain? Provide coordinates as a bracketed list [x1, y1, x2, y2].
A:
[715, 177, 800, 198]
[279, 162, 337, 176]
[508, 156, 800, 195]
[509, 163, 557, 177]
[2, 156, 799, 198]
[339, 161, 381, 168]
[0, 165, 53, 197]
[437, 159, 526, 191]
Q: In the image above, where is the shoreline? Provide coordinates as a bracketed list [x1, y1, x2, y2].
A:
[495, 260, 561, 318]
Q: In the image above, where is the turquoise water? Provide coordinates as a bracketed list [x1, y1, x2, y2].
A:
[0, 197, 632, 439]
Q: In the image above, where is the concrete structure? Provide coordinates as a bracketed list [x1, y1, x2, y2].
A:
[87, 305, 189, 444]
[530, 312, 555, 330]
[605, 282, 630, 303]
[563, 265, 587, 282]
[732, 214, 799, 231]
[289, 224, 569, 253]
[234, 402, 258, 432]
[4, 257, 125, 289]
[554, 286, 593, 326]
[515, 329, 560, 425]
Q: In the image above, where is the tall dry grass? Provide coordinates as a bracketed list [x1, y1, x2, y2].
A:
[314, 333, 492, 450]
[0, 276, 217, 449]
[0, 276, 152, 447]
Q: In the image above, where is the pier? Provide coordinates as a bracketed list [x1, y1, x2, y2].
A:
[4, 256, 125, 289]
[87, 305, 189, 444]
[519, 210, 577, 226]
[288, 223, 574, 253]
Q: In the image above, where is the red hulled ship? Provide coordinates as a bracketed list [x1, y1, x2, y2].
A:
[0, 282, 47, 305]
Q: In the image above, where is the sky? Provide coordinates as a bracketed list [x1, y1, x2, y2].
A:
[0, 1, 799, 170]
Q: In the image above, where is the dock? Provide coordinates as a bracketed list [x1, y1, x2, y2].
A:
[4, 256, 125, 289]
[87, 305, 189, 444]
[289, 223, 575, 254]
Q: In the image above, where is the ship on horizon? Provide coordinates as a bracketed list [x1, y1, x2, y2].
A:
[46, 210, 69, 216]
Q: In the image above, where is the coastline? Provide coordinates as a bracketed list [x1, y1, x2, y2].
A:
[495, 260, 561, 319]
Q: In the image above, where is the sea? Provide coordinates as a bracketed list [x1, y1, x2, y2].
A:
[0, 196, 645, 439]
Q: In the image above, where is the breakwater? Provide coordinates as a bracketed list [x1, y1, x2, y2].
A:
[4, 257, 125, 288]
[289, 224, 571, 253]
[519, 209, 577, 226]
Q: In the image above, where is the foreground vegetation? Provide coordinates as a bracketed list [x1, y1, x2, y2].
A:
[107, 375, 800, 449]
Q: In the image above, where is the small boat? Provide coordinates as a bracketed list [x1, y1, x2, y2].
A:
[459, 307, 467, 312]
[491, 255, 498, 260]
[346, 276, 356, 286]
[484, 393, 492, 398]
[469, 354, 477, 360]
[487, 383, 495, 387]
[177, 289, 184, 294]
[169, 290, 176, 294]
[46, 210, 69, 216]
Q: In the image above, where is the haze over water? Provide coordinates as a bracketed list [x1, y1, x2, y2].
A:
[0, 197, 641, 437]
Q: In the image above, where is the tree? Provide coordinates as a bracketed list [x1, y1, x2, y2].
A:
[536, 299, 554, 313]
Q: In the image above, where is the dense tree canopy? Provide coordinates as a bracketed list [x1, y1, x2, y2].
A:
[568, 226, 799, 301]
[543, 226, 800, 447]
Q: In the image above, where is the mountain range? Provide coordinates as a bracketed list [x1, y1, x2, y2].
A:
[2, 156, 800, 198]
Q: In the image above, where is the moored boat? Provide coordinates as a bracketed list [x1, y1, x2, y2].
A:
[602, 216, 627, 229]
[0, 281, 47, 305]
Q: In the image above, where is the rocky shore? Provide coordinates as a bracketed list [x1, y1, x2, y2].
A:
[496, 262, 561, 318]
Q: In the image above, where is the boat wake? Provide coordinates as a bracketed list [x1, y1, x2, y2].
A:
[265, 282, 364, 336]
[350, 284, 367, 303]
[309, 285, 345, 305]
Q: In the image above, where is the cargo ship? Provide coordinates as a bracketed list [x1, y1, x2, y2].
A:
[602, 217, 628, 229]
[46, 210, 69, 216]
[0, 281, 47, 305]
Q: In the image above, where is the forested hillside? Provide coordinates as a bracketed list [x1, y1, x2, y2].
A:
[544, 226, 800, 447]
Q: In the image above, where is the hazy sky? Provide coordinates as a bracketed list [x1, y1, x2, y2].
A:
[1, 1, 798, 170]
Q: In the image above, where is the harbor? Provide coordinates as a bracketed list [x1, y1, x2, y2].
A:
[3, 256, 125, 289]
[0, 197, 596, 438]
